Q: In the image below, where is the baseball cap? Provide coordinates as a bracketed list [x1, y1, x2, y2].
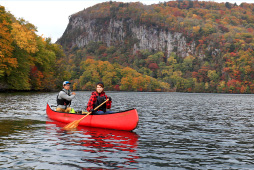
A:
[63, 81, 71, 86]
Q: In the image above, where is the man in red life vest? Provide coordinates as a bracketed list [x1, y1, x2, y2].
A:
[87, 82, 112, 114]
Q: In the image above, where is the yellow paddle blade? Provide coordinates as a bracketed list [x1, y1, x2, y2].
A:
[62, 113, 90, 131]
[63, 120, 81, 130]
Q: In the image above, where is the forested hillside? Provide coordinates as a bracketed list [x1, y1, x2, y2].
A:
[71, 58, 169, 91]
[0, 4, 169, 92]
[58, 1, 254, 93]
[0, 6, 68, 91]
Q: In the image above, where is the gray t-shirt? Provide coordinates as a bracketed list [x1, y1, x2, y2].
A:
[57, 89, 75, 109]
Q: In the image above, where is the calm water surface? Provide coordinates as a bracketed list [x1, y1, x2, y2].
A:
[0, 92, 254, 169]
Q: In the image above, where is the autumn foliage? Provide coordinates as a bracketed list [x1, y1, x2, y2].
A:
[60, 1, 254, 93]
[2, 1, 254, 93]
[0, 6, 67, 91]
[71, 59, 170, 92]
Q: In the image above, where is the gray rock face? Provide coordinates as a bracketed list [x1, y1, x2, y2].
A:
[60, 16, 204, 58]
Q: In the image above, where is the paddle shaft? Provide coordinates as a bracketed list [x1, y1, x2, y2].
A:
[79, 98, 109, 121]
[63, 98, 110, 130]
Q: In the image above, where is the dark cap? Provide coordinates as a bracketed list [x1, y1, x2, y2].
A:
[96, 81, 104, 87]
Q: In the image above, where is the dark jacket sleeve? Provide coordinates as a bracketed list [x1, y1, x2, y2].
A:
[104, 94, 112, 109]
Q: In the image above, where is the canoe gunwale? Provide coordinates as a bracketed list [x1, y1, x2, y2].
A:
[47, 103, 136, 115]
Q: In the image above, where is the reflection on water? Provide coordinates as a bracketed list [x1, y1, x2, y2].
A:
[0, 92, 254, 169]
[46, 121, 139, 169]
[0, 119, 44, 137]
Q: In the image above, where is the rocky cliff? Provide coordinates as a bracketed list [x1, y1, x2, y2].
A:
[58, 13, 201, 58]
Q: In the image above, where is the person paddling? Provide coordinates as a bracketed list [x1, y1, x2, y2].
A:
[87, 82, 112, 114]
[56, 81, 76, 113]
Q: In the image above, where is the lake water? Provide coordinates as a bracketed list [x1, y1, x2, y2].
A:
[0, 91, 254, 169]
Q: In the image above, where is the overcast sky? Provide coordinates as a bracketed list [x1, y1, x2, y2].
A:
[1, 0, 253, 43]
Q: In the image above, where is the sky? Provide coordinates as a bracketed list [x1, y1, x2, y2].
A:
[1, 0, 253, 43]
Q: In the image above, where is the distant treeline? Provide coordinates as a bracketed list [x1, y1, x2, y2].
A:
[71, 58, 170, 92]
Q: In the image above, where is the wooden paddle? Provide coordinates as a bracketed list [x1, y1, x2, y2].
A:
[63, 99, 109, 130]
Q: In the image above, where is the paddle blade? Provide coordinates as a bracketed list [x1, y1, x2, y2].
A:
[62, 101, 107, 131]
[63, 119, 81, 130]
[62, 112, 91, 130]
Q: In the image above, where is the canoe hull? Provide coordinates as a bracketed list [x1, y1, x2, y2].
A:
[46, 104, 139, 131]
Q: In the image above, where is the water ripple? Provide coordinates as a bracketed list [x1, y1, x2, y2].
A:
[0, 92, 254, 169]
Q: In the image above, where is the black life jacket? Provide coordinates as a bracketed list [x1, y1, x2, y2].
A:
[93, 95, 106, 112]
[57, 90, 71, 106]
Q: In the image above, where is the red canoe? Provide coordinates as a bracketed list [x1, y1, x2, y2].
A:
[46, 104, 139, 131]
